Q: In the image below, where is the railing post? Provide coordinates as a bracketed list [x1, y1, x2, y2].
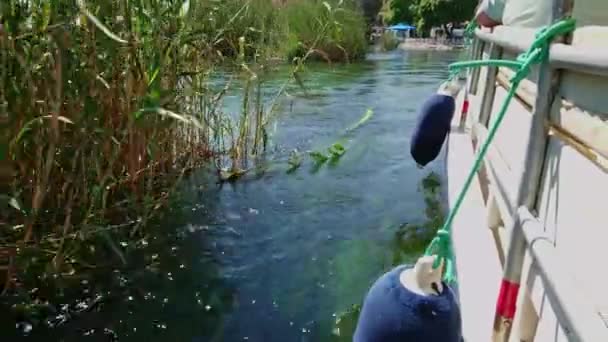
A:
[478, 43, 502, 126]
[493, 50, 560, 342]
[468, 37, 484, 95]
[492, 1, 573, 341]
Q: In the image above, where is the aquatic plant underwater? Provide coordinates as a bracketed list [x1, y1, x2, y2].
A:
[282, 108, 375, 175]
[330, 171, 446, 340]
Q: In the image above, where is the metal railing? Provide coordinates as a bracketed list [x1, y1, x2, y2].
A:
[463, 1, 608, 340]
[475, 28, 608, 77]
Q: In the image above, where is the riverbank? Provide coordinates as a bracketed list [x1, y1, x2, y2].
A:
[399, 38, 465, 51]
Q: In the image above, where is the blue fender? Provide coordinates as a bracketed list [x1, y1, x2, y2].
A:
[354, 265, 462, 342]
[410, 94, 456, 167]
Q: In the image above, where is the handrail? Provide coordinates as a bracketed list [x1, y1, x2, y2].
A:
[475, 28, 538, 55]
[475, 28, 608, 77]
[550, 43, 608, 77]
[518, 207, 608, 341]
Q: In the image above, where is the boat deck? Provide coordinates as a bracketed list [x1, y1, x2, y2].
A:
[446, 124, 502, 342]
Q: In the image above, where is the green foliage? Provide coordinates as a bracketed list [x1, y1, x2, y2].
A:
[346, 108, 375, 133]
[190, 0, 369, 62]
[421, 171, 441, 195]
[307, 141, 346, 167]
[389, 0, 477, 33]
[286, 149, 302, 173]
[195, 0, 289, 59]
[392, 172, 445, 264]
[389, 0, 416, 25]
[197, 0, 369, 61]
[301, 107, 374, 171]
[283, 0, 368, 62]
[328, 142, 346, 158]
[330, 171, 447, 338]
[310, 151, 330, 164]
[359, 0, 384, 23]
[331, 304, 361, 340]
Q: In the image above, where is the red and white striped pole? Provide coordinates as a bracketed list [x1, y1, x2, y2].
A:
[493, 215, 528, 341]
[459, 91, 470, 129]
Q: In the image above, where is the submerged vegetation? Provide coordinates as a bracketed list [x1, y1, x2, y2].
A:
[331, 171, 446, 340]
[392, 171, 444, 265]
[1, 0, 369, 316]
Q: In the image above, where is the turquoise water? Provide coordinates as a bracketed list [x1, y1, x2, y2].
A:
[2, 49, 461, 341]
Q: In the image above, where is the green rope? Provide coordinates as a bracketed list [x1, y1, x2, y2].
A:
[464, 20, 478, 38]
[463, 20, 478, 46]
[424, 18, 576, 284]
[444, 20, 478, 82]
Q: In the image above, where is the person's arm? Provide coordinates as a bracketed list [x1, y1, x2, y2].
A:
[476, 11, 501, 28]
[475, 0, 504, 28]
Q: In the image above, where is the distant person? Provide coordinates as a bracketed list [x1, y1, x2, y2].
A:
[475, 0, 553, 28]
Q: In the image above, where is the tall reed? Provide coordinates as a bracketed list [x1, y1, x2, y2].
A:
[284, 0, 368, 62]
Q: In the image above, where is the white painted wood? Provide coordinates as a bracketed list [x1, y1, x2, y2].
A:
[535, 137, 608, 323]
[571, 0, 608, 32]
[534, 298, 569, 342]
[497, 68, 537, 109]
[550, 98, 608, 159]
[465, 86, 485, 126]
[474, 125, 516, 226]
[559, 72, 608, 115]
[484, 84, 536, 205]
[496, 68, 608, 167]
[550, 44, 608, 78]
[486, 192, 502, 230]
[519, 207, 608, 341]
[479, 44, 502, 126]
[500, 51, 541, 84]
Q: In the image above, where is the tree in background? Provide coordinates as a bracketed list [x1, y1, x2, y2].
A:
[359, 0, 384, 24]
[389, 0, 415, 25]
[388, 0, 477, 35]
[413, 0, 477, 35]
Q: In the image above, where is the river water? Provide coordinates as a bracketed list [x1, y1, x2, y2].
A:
[3, 49, 461, 341]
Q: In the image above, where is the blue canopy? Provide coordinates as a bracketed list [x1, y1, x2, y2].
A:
[388, 23, 416, 31]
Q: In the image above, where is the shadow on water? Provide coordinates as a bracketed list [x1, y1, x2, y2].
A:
[1, 171, 238, 341]
[2, 50, 460, 341]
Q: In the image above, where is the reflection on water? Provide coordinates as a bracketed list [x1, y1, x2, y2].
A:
[2, 50, 461, 341]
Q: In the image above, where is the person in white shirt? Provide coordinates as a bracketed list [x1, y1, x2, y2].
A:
[475, 0, 553, 28]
